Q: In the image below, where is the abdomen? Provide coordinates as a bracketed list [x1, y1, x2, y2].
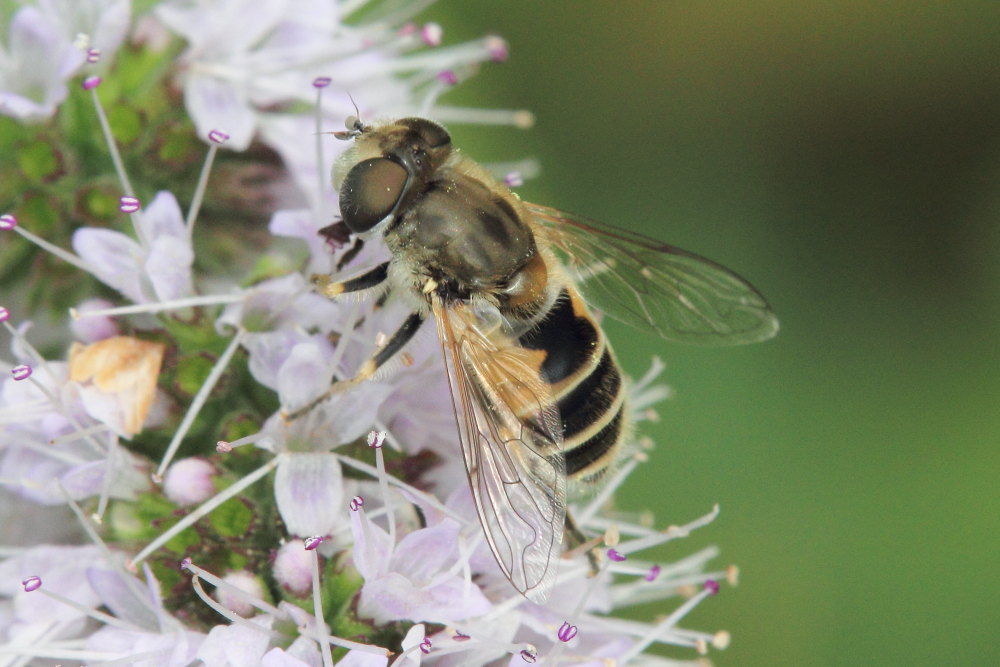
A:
[517, 285, 629, 489]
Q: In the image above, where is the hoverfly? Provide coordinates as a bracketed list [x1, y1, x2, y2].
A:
[312, 116, 778, 602]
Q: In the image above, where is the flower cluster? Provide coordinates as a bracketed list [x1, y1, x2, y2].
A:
[1, 1, 733, 665]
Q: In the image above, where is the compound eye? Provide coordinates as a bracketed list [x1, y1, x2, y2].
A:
[339, 157, 408, 233]
[397, 117, 451, 149]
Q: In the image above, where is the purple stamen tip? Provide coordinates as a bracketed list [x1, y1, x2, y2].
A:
[87, 48, 101, 63]
[486, 36, 509, 62]
[366, 430, 386, 448]
[453, 631, 470, 642]
[0, 306, 9, 323]
[208, 129, 230, 144]
[11, 365, 32, 382]
[520, 649, 537, 663]
[216, 440, 232, 453]
[304, 536, 324, 551]
[21, 576, 42, 592]
[437, 70, 458, 86]
[504, 172, 523, 187]
[421, 22, 443, 46]
[419, 638, 432, 654]
[704, 579, 720, 596]
[349, 495, 364, 511]
[119, 196, 141, 213]
[82, 75, 102, 90]
[644, 564, 661, 582]
[557, 621, 578, 642]
[180, 557, 193, 570]
[607, 548, 626, 562]
[312, 76, 332, 88]
[0, 213, 16, 230]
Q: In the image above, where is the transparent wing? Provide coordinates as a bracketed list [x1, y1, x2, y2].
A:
[431, 298, 566, 602]
[526, 203, 779, 345]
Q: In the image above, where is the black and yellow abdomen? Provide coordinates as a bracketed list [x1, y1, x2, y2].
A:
[518, 286, 628, 486]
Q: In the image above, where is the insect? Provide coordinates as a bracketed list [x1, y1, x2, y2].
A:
[313, 116, 778, 602]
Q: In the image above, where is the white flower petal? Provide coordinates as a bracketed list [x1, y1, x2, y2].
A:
[274, 453, 343, 537]
[72, 227, 147, 302]
[183, 71, 257, 150]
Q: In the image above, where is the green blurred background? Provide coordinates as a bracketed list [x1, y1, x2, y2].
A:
[423, 1, 1000, 664]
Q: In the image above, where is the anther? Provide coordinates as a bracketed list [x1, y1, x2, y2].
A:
[557, 622, 578, 642]
[21, 576, 41, 592]
[419, 638, 432, 654]
[704, 579, 720, 595]
[119, 196, 141, 213]
[486, 36, 509, 62]
[0, 213, 16, 230]
[82, 76, 102, 90]
[304, 536, 324, 551]
[421, 23, 443, 47]
[437, 70, 458, 86]
[367, 431, 386, 448]
[208, 129, 230, 144]
[11, 365, 32, 381]
[313, 76, 332, 88]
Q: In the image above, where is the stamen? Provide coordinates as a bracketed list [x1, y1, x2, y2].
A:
[58, 482, 159, 615]
[419, 637, 432, 654]
[617, 585, 720, 661]
[556, 621, 578, 642]
[436, 70, 458, 85]
[3, 215, 100, 274]
[131, 457, 280, 567]
[432, 106, 535, 129]
[154, 328, 246, 479]
[485, 36, 509, 62]
[615, 504, 720, 555]
[504, 172, 523, 187]
[11, 365, 32, 381]
[118, 196, 141, 213]
[306, 539, 336, 667]
[185, 131, 229, 237]
[21, 575, 41, 592]
[335, 455, 462, 521]
[87, 48, 101, 63]
[421, 23, 443, 47]
[181, 559, 286, 618]
[349, 495, 364, 511]
[86, 78, 144, 246]
[367, 430, 395, 544]
[70, 293, 245, 320]
[187, 574, 286, 638]
[93, 432, 119, 521]
[313, 81, 329, 220]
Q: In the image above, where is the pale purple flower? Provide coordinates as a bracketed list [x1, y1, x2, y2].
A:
[0, 0, 130, 120]
[350, 502, 493, 624]
[72, 190, 194, 304]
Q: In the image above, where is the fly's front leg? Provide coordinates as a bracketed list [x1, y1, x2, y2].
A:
[311, 261, 389, 297]
[284, 309, 425, 421]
